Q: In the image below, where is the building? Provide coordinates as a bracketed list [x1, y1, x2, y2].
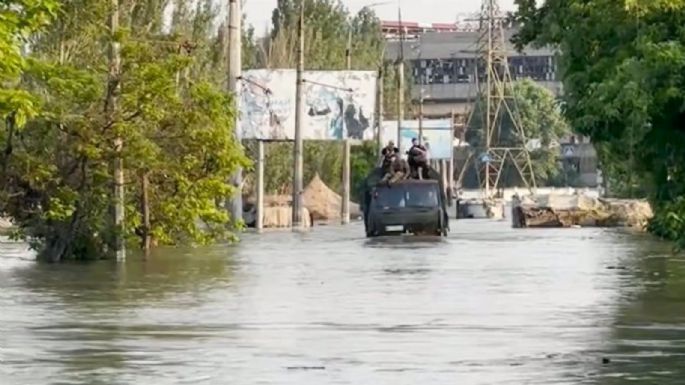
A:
[382, 24, 599, 187]
[384, 28, 563, 121]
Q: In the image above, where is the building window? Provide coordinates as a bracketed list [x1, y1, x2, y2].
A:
[410, 56, 558, 86]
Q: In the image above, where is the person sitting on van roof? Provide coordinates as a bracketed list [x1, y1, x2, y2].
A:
[380, 153, 409, 185]
[406, 138, 429, 177]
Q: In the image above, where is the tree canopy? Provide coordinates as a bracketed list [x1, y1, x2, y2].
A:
[1, 0, 248, 261]
[514, 0, 685, 246]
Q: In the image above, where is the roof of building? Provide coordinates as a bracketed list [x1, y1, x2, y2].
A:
[381, 20, 459, 31]
[385, 30, 557, 60]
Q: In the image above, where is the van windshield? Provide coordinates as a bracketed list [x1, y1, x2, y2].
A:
[374, 186, 406, 208]
[405, 184, 439, 207]
[374, 183, 439, 208]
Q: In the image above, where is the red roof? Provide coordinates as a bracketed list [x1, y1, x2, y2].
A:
[431, 23, 458, 29]
[381, 20, 420, 28]
[381, 20, 458, 31]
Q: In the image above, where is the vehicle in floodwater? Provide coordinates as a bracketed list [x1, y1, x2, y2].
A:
[362, 176, 449, 237]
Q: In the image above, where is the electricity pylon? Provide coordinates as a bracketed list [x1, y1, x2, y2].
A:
[470, 0, 537, 197]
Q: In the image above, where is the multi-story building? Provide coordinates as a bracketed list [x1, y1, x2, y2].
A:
[382, 23, 599, 187]
[384, 27, 563, 121]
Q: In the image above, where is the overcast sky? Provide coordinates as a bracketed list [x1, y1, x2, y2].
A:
[243, 0, 518, 33]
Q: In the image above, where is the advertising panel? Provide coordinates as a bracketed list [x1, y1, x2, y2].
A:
[240, 69, 377, 140]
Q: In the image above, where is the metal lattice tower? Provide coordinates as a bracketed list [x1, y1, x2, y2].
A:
[472, 0, 536, 197]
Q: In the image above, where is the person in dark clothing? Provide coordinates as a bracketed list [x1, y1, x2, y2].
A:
[381, 141, 399, 156]
[379, 140, 400, 166]
[406, 137, 428, 177]
[380, 153, 410, 185]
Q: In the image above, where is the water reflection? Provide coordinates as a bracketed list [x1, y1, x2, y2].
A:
[15, 245, 237, 308]
[591, 235, 685, 384]
[1, 244, 237, 384]
[1, 223, 684, 384]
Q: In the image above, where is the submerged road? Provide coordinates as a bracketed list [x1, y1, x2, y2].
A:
[1, 220, 684, 384]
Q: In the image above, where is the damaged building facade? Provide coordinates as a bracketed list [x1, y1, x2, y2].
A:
[383, 26, 598, 187]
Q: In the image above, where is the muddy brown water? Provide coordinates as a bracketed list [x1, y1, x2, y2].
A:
[1, 220, 684, 384]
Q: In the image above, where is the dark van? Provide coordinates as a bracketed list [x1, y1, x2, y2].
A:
[364, 179, 449, 237]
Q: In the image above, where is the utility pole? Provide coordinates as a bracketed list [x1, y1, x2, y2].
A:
[376, 64, 384, 153]
[256, 140, 264, 231]
[346, 29, 352, 70]
[449, 110, 456, 205]
[396, 7, 404, 147]
[341, 27, 352, 225]
[228, 0, 243, 223]
[107, 0, 125, 261]
[418, 95, 424, 145]
[292, 0, 305, 228]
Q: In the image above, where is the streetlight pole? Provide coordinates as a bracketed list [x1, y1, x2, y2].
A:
[228, 0, 243, 224]
[376, 61, 384, 154]
[341, 26, 352, 225]
[397, 6, 405, 149]
[419, 94, 424, 144]
[292, 0, 305, 229]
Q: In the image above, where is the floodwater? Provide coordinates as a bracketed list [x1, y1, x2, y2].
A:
[1, 220, 685, 385]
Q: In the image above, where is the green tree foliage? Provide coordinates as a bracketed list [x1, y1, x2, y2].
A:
[0, 0, 58, 123]
[467, 79, 570, 186]
[1, 0, 248, 261]
[514, 0, 685, 247]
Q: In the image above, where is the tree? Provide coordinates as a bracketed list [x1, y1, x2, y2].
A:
[466, 79, 571, 186]
[0, 0, 58, 156]
[514, 0, 685, 247]
[1, 0, 249, 261]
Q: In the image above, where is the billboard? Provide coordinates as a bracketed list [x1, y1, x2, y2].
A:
[381, 119, 454, 160]
[240, 69, 377, 140]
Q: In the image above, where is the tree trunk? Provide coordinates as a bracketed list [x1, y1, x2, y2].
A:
[140, 172, 151, 258]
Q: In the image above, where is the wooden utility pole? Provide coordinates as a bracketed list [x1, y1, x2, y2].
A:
[292, 0, 305, 228]
[107, 0, 125, 261]
[228, 0, 243, 223]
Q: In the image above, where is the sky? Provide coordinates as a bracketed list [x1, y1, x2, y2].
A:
[243, 0, 518, 34]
